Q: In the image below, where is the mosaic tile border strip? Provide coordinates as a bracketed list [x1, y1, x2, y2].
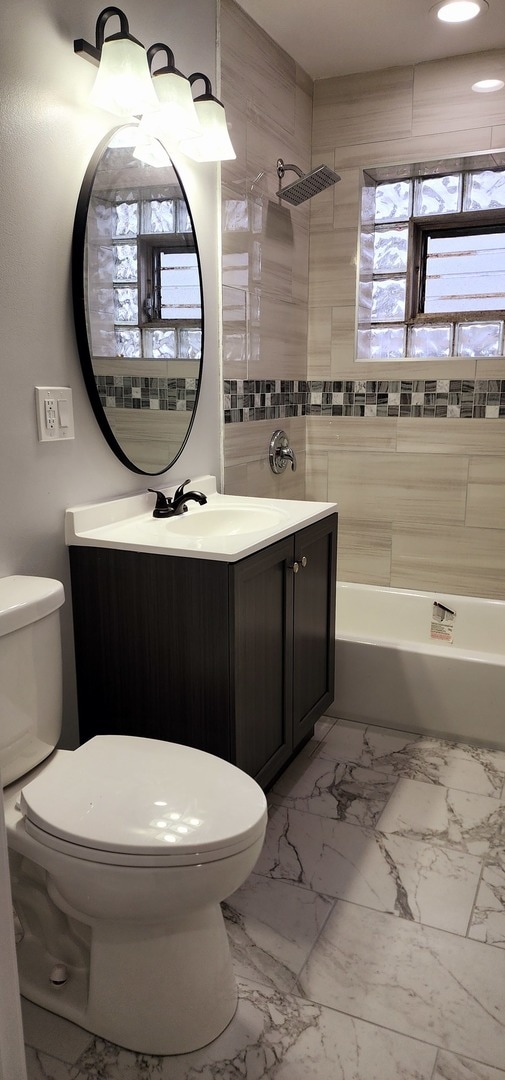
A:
[224, 379, 505, 422]
[95, 375, 197, 411]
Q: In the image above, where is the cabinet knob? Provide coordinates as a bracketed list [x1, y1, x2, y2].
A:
[301, 556, 308, 568]
[291, 561, 300, 574]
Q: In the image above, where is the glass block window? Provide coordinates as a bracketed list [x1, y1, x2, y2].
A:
[358, 163, 505, 360]
[105, 191, 201, 361]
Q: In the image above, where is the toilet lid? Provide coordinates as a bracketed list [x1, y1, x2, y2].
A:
[20, 736, 267, 867]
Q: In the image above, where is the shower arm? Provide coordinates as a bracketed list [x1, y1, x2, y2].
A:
[276, 159, 304, 182]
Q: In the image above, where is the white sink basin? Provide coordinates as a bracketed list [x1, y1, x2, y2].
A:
[65, 476, 337, 562]
[163, 506, 283, 537]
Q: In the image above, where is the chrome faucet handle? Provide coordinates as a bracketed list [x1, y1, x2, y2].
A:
[269, 429, 297, 474]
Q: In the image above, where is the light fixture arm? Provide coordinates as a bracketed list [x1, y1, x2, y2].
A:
[189, 72, 224, 106]
[74, 7, 144, 66]
[147, 43, 185, 79]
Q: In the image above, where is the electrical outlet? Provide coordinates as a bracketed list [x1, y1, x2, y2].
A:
[35, 387, 75, 442]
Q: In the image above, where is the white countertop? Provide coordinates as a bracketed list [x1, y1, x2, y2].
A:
[65, 476, 337, 563]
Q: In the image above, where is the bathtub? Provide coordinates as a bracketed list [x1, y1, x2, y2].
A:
[329, 582, 505, 750]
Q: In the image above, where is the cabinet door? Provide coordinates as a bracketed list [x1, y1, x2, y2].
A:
[232, 536, 294, 787]
[292, 515, 337, 747]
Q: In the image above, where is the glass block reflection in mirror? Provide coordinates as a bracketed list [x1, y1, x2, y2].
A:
[374, 181, 411, 223]
[114, 288, 138, 324]
[373, 227, 408, 273]
[144, 329, 176, 359]
[407, 325, 452, 358]
[179, 329, 202, 359]
[464, 170, 505, 210]
[115, 329, 141, 357]
[371, 277, 406, 322]
[113, 244, 137, 282]
[143, 199, 175, 234]
[456, 321, 503, 356]
[414, 174, 461, 216]
[114, 202, 138, 238]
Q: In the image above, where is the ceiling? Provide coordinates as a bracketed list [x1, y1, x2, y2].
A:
[233, 0, 505, 80]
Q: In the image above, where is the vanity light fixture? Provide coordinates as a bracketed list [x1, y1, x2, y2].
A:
[74, 6, 158, 117]
[136, 44, 202, 146]
[432, 0, 488, 22]
[75, 10, 235, 163]
[179, 73, 236, 162]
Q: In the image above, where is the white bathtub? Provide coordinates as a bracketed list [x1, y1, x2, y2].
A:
[329, 582, 505, 750]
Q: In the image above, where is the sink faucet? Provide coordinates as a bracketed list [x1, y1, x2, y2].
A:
[148, 480, 207, 518]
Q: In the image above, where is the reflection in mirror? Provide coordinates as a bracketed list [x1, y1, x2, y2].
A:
[72, 126, 203, 474]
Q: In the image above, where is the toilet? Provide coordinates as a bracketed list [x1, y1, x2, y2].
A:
[1, 575, 267, 1056]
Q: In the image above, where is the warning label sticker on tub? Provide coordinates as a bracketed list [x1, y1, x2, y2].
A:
[431, 601, 456, 644]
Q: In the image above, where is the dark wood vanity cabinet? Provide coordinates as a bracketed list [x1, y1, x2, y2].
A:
[69, 513, 337, 789]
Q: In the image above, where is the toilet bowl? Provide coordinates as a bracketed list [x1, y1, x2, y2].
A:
[1, 576, 267, 1055]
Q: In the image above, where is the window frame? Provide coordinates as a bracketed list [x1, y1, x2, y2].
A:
[407, 208, 505, 325]
[357, 154, 505, 361]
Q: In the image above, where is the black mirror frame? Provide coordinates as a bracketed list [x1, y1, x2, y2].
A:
[71, 127, 204, 475]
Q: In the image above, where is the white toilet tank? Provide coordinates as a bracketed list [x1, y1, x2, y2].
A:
[0, 576, 65, 787]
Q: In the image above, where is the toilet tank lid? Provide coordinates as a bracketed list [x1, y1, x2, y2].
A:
[0, 576, 64, 637]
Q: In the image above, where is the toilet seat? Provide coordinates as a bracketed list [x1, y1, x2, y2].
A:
[20, 735, 267, 868]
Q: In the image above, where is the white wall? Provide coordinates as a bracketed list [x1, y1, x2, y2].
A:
[0, 0, 221, 748]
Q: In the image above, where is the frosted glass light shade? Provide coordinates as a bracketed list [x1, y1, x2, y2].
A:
[138, 71, 202, 144]
[90, 37, 158, 117]
[132, 135, 172, 168]
[181, 98, 236, 162]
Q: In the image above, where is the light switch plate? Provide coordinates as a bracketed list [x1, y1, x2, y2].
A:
[35, 387, 75, 442]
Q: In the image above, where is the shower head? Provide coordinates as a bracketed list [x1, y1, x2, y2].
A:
[276, 158, 341, 205]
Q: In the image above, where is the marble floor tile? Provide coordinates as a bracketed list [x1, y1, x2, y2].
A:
[299, 901, 505, 1071]
[25, 1047, 77, 1080]
[223, 872, 334, 992]
[376, 778, 505, 855]
[69, 980, 438, 1079]
[319, 720, 505, 798]
[270, 752, 396, 825]
[434, 1049, 505, 1078]
[253, 804, 481, 933]
[468, 848, 505, 948]
[22, 999, 93, 1063]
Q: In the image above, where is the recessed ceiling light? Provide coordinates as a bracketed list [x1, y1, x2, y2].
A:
[432, 0, 488, 22]
[472, 78, 505, 92]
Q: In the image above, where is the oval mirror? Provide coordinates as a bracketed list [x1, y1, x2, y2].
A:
[72, 126, 203, 475]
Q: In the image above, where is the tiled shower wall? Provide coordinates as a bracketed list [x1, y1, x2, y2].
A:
[220, 0, 311, 498]
[220, 7, 505, 599]
[307, 48, 505, 599]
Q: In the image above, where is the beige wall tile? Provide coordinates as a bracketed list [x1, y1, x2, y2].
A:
[305, 451, 328, 501]
[221, 0, 297, 138]
[397, 419, 505, 456]
[412, 50, 505, 137]
[307, 307, 332, 376]
[466, 457, 505, 530]
[308, 416, 397, 452]
[309, 227, 357, 307]
[337, 518, 392, 586]
[313, 66, 414, 150]
[491, 125, 505, 147]
[315, 128, 493, 172]
[391, 523, 505, 600]
[327, 451, 468, 525]
[224, 416, 306, 467]
[476, 358, 505, 378]
[240, 454, 307, 499]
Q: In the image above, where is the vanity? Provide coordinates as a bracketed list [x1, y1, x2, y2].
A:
[66, 477, 337, 789]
